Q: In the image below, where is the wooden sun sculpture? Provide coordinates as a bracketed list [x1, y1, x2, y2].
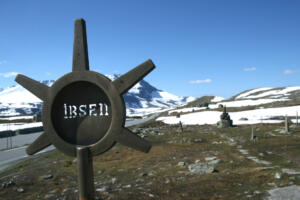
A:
[15, 19, 155, 157]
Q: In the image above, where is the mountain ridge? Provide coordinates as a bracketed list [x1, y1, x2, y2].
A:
[0, 76, 194, 116]
[231, 86, 300, 101]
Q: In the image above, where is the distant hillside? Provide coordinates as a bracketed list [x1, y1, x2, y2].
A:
[231, 86, 300, 101]
[158, 86, 300, 126]
[182, 96, 215, 108]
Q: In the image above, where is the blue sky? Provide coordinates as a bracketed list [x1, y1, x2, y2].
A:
[1, 0, 300, 98]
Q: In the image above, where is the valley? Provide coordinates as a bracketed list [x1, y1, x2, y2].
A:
[1, 122, 300, 199]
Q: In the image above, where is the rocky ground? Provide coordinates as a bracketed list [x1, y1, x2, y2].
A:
[1, 121, 300, 199]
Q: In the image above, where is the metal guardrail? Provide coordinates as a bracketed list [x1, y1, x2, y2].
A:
[0, 126, 43, 138]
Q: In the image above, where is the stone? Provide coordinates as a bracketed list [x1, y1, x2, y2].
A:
[217, 120, 232, 128]
[16, 188, 24, 193]
[239, 149, 249, 155]
[205, 156, 217, 161]
[193, 138, 202, 143]
[40, 174, 53, 180]
[44, 194, 55, 199]
[267, 185, 300, 200]
[181, 193, 188, 197]
[217, 107, 233, 128]
[148, 171, 156, 176]
[281, 168, 300, 175]
[274, 172, 281, 179]
[208, 158, 221, 165]
[177, 161, 186, 167]
[149, 194, 154, 198]
[146, 182, 153, 185]
[123, 184, 132, 188]
[188, 157, 221, 174]
[62, 188, 70, 193]
[188, 162, 214, 174]
[279, 129, 286, 134]
[96, 186, 107, 192]
[136, 178, 144, 183]
[239, 117, 248, 121]
[97, 170, 103, 175]
[140, 173, 148, 177]
[111, 177, 117, 184]
[49, 189, 57, 194]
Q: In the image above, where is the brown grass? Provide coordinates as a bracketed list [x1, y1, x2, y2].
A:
[1, 123, 300, 199]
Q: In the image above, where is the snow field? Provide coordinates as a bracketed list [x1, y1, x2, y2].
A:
[157, 105, 300, 125]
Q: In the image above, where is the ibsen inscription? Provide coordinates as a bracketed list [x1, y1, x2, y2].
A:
[63, 103, 109, 119]
[51, 81, 112, 146]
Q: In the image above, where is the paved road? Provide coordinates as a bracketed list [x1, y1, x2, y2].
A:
[0, 131, 43, 150]
[125, 113, 160, 127]
[0, 145, 55, 171]
[0, 114, 159, 171]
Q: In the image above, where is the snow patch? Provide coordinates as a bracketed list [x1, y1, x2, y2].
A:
[168, 107, 206, 114]
[0, 122, 42, 132]
[235, 88, 272, 99]
[215, 99, 288, 108]
[157, 105, 300, 125]
[246, 86, 300, 99]
[211, 96, 225, 102]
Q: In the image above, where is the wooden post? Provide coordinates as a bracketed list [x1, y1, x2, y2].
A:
[6, 134, 8, 149]
[179, 121, 183, 132]
[285, 115, 289, 134]
[77, 147, 95, 200]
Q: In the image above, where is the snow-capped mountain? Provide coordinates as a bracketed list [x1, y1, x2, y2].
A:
[213, 86, 300, 108]
[233, 86, 300, 100]
[180, 86, 300, 112]
[0, 80, 55, 116]
[0, 76, 194, 116]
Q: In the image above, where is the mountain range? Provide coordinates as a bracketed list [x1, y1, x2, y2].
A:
[0, 76, 195, 116]
[1, 74, 300, 118]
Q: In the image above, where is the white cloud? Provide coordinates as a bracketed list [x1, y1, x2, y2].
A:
[0, 72, 19, 78]
[284, 69, 300, 75]
[189, 78, 212, 84]
[0, 60, 7, 65]
[244, 67, 256, 71]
